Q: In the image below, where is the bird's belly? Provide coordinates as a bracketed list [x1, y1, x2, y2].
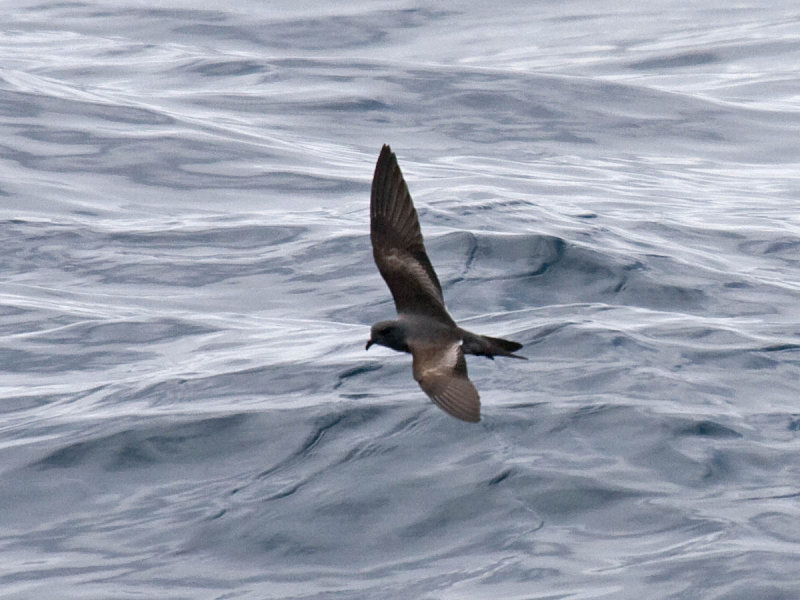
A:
[400, 314, 460, 345]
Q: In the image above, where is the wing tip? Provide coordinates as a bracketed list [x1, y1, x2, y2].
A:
[433, 397, 481, 423]
[373, 144, 399, 196]
[378, 144, 394, 165]
[462, 412, 481, 423]
[444, 401, 481, 423]
[420, 376, 482, 423]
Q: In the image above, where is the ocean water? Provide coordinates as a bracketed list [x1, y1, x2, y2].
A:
[2, 1, 800, 598]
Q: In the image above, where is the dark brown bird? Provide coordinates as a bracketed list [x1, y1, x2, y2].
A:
[365, 145, 525, 422]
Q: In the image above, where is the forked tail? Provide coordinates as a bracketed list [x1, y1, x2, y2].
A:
[460, 329, 526, 360]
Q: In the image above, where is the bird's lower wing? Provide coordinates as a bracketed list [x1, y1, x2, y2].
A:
[418, 374, 481, 423]
[412, 341, 481, 423]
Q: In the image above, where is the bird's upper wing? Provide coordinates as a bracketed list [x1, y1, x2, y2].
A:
[371, 145, 454, 325]
[411, 340, 480, 423]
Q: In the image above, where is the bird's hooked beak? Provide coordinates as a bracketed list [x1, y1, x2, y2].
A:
[365, 339, 374, 351]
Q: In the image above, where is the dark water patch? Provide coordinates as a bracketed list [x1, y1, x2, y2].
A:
[682, 347, 782, 370]
[752, 511, 800, 544]
[648, 552, 798, 599]
[107, 362, 346, 410]
[258, 171, 360, 195]
[295, 406, 390, 458]
[296, 414, 348, 457]
[739, 237, 800, 269]
[37, 318, 215, 346]
[497, 401, 549, 415]
[724, 281, 750, 290]
[23, 127, 109, 145]
[371, 64, 790, 155]
[487, 469, 512, 486]
[627, 51, 720, 70]
[0, 392, 58, 415]
[0, 90, 43, 118]
[2, 88, 173, 127]
[0, 304, 87, 338]
[0, 346, 153, 373]
[252, 405, 399, 478]
[0, 304, 34, 331]
[673, 419, 742, 439]
[527, 477, 642, 518]
[32, 414, 251, 470]
[339, 434, 402, 464]
[7, 127, 265, 191]
[4, 110, 346, 191]
[334, 362, 382, 390]
[81, 103, 175, 126]
[106, 224, 304, 250]
[92, 6, 228, 21]
[1, 219, 307, 286]
[507, 406, 750, 491]
[436, 231, 708, 314]
[173, 23, 260, 44]
[478, 561, 560, 584]
[250, 16, 387, 51]
[197, 408, 383, 496]
[303, 97, 392, 113]
[27, 1, 90, 10]
[762, 239, 800, 254]
[87, 262, 228, 287]
[523, 322, 575, 345]
[760, 343, 800, 353]
[183, 58, 275, 78]
[185, 407, 520, 567]
[242, 8, 450, 51]
[455, 90, 562, 120]
[631, 442, 721, 488]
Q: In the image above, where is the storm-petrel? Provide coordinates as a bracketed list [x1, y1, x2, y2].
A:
[365, 145, 525, 422]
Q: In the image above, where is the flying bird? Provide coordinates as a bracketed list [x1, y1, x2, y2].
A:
[366, 145, 525, 422]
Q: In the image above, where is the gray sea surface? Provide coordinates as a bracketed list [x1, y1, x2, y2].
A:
[2, 1, 800, 598]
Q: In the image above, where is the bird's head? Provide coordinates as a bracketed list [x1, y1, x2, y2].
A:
[366, 320, 409, 353]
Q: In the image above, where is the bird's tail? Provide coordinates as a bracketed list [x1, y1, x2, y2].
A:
[460, 329, 527, 360]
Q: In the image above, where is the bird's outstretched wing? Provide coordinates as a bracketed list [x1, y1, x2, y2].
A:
[371, 145, 454, 325]
[411, 340, 480, 422]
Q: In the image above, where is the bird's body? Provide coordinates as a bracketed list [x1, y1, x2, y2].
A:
[366, 145, 524, 422]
